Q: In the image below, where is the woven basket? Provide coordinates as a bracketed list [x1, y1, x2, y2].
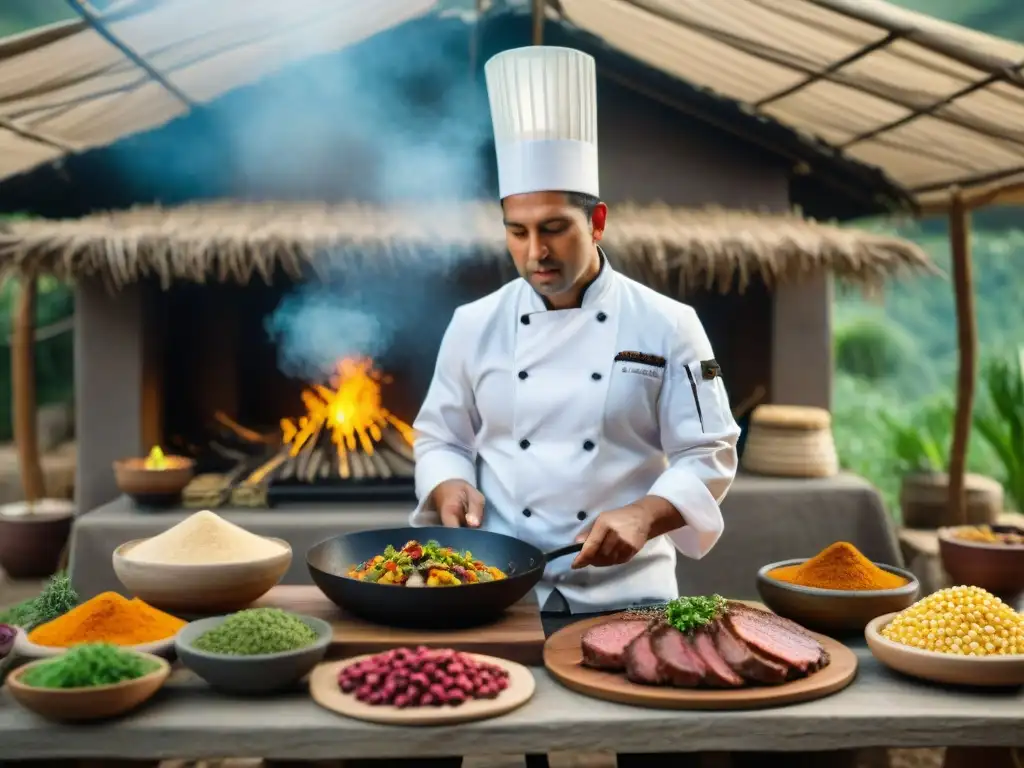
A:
[741, 405, 838, 478]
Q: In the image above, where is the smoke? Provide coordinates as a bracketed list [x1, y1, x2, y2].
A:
[105, 6, 500, 384]
[264, 263, 478, 384]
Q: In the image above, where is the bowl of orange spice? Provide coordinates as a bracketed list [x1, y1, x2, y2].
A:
[14, 591, 187, 661]
[756, 542, 920, 635]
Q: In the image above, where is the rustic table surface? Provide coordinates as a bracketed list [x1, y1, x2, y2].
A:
[0, 644, 1020, 762]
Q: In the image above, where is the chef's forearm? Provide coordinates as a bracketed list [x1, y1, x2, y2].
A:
[634, 494, 687, 539]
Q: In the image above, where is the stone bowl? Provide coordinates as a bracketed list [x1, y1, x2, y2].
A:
[175, 614, 332, 695]
[112, 537, 292, 615]
[113, 455, 196, 508]
[866, 612, 1024, 687]
[756, 558, 921, 635]
[5, 651, 171, 722]
[938, 526, 1024, 604]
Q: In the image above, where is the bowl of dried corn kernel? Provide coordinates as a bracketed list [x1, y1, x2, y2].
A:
[865, 585, 1024, 687]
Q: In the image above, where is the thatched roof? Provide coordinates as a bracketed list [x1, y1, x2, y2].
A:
[0, 202, 936, 294]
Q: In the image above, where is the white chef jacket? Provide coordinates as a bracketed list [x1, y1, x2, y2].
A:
[410, 252, 741, 613]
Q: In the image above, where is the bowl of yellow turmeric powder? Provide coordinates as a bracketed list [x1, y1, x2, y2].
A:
[756, 542, 920, 635]
[15, 592, 187, 661]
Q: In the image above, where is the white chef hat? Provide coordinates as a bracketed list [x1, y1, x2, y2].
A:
[484, 46, 599, 200]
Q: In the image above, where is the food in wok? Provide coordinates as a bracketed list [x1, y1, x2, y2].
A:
[347, 540, 508, 586]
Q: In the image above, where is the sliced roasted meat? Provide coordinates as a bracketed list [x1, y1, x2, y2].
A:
[650, 626, 706, 687]
[728, 605, 832, 671]
[724, 604, 827, 674]
[580, 620, 650, 671]
[690, 627, 744, 687]
[711, 621, 789, 684]
[624, 631, 664, 685]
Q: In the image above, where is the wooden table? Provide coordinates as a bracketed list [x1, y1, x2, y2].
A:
[255, 585, 546, 665]
[0, 645, 1019, 764]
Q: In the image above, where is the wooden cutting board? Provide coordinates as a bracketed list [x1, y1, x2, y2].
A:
[254, 585, 545, 665]
[543, 611, 858, 710]
[309, 653, 536, 725]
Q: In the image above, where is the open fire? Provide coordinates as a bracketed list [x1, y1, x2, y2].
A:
[202, 358, 416, 505]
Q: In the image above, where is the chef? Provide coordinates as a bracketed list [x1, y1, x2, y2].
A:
[412, 42, 739, 618]
[406, 45, 741, 768]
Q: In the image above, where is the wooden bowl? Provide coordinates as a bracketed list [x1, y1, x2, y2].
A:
[175, 614, 331, 695]
[113, 456, 196, 508]
[938, 526, 1024, 602]
[12, 625, 180, 661]
[756, 559, 920, 635]
[866, 612, 1024, 687]
[5, 651, 171, 722]
[112, 537, 292, 615]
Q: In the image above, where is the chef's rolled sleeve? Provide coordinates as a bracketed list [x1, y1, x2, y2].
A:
[648, 307, 741, 559]
[410, 308, 480, 526]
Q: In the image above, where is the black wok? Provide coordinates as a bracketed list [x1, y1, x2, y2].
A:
[306, 526, 583, 629]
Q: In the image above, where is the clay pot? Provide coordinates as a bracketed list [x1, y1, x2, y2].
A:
[899, 471, 1003, 529]
[939, 526, 1024, 604]
[113, 455, 195, 509]
[0, 500, 74, 580]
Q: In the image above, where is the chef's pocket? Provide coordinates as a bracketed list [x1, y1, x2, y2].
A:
[684, 361, 732, 434]
[605, 363, 663, 433]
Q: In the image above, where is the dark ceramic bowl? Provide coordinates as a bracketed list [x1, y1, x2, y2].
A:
[175, 614, 331, 695]
[756, 558, 920, 635]
[939, 526, 1024, 604]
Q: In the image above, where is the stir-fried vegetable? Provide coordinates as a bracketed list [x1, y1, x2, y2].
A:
[347, 540, 507, 586]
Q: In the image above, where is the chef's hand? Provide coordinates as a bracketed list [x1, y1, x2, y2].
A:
[430, 479, 485, 528]
[571, 503, 653, 569]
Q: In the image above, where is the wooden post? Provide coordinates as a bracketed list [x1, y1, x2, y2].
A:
[532, 0, 545, 45]
[12, 275, 45, 502]
[947, 190, 975, 526]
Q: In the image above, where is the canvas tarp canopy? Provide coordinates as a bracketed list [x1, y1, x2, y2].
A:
[0, 0, 438, 178]
[0, 0, 1022, 212]
[553, 0, 1024, 212]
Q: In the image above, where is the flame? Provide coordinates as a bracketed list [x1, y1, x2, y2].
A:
[144, 445, 168, 470]
[280, 358, 414, 461]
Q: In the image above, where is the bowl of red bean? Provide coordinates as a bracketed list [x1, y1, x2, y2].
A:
[340, 646, 510, 707]
[310, 645, 535, 724]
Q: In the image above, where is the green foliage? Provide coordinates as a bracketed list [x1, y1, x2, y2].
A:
[972, 349, 1024, 512]
[834, 315, 915, 383]
[832, 222, 1024, 520]
[877, 397, 953, 475]
[0, 277, 75, 442]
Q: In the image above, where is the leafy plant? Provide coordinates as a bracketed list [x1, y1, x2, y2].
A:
[834, 315, 915, 383]
[973, 348, 1024, 512]
[877, 398, 954, 475]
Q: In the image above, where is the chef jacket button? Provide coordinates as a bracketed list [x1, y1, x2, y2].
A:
[596, 311, 608, 322]
[583, 439, 595, 451]
[520, 314, 530, 325]
[591, 372, 602, 381]
[577, 510, 587, 521]
[522, 508, 532, 518]
[518, 370, 528, 380]
[519, 439, 531, 450]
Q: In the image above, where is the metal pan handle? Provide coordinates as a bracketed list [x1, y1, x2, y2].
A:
[543, 542, 585, 562]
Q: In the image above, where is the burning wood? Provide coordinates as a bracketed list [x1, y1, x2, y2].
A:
[232, 358, 416, 489]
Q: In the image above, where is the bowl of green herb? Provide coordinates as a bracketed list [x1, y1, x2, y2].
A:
[175, 607, 331, 695]
[6, 644, 170, 722]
